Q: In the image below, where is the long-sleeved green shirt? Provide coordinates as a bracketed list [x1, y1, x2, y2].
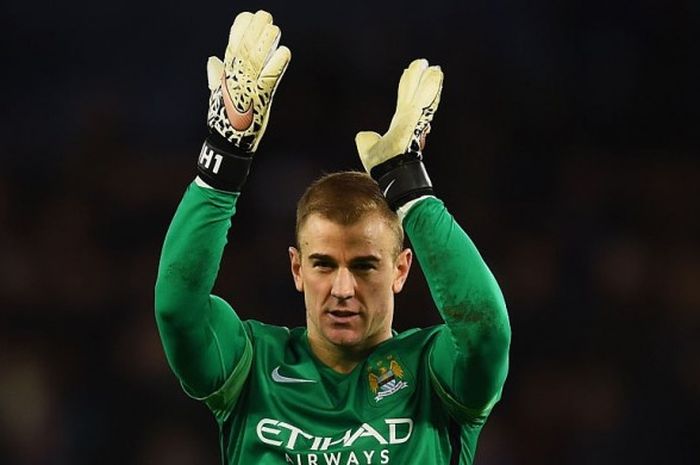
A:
[155, 182, 510, 464]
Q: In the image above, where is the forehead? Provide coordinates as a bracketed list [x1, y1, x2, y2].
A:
[298, 213, 395, 255]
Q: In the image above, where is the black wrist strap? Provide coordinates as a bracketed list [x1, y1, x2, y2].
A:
[370, 153, 433, 211]
[196, 132, 253, 192]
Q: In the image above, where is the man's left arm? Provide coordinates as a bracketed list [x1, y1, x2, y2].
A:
[403, 196, 510, 420]
[355, 59, 510, 421]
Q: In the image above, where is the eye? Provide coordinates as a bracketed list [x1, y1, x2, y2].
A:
[312, 260, 334, 270]
[352, 262, 377, 272]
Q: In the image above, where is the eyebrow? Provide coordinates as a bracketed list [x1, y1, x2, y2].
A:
[307, 253, 381, 263]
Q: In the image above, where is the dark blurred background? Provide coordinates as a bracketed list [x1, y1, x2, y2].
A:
[1, 0, 698, 463]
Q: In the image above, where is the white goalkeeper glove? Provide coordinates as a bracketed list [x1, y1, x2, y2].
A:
[197, 10, 291, 191]
[355, 59, 443, 209]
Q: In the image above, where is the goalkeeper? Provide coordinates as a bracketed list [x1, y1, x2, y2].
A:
[155, 10, 510, 465]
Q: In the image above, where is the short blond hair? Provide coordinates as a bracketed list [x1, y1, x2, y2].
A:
[295, 171, 404, 257]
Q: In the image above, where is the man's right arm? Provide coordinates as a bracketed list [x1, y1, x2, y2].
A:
[154, 9, 290, 417]
[154, 182, 250, 400]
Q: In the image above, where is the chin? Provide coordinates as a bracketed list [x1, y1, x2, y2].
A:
[325, 329, 364, 348]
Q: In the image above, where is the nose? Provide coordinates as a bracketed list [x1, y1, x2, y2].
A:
[331, 267, 355, 301]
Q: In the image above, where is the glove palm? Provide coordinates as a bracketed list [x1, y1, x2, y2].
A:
[206, 10, 291, 153]
[355, 59, 443, 172]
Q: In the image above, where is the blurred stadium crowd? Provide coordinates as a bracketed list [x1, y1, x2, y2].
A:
[1, 1, 698, 464]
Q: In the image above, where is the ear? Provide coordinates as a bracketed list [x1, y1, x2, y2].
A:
[289, 246, 304, 292]
[392, 248, 413, 294]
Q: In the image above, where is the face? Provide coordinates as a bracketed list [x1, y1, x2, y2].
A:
[289, 213, 412, 355]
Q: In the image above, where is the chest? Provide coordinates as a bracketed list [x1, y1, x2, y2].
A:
[240, 343, 435, 451]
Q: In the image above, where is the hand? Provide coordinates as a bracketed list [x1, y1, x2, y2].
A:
[354, 59, 443, 210]
[355, 59, 443, 173]
[197, 10, 291, 192]
[207, 10, 291, 153]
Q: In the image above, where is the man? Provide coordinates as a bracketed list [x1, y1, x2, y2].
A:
[155, 10, 510, 465]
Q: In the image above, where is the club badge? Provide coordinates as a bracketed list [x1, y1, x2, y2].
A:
[368, 355, 409, 402]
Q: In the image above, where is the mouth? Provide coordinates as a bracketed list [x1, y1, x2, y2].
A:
[326, 309, 361, 323]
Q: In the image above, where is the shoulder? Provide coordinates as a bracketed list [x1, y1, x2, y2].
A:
[375, 325, 447, 360]
[243, 319, 292, 339]
[242, 320, 307, 355]
[393, 325, 446, 344]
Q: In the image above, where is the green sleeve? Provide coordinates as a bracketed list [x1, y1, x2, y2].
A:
[403, 197, 511, 422]
[154, 181, 252, 418]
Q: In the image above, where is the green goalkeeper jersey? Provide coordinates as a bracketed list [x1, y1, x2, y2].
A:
[155, 182, 510, 465]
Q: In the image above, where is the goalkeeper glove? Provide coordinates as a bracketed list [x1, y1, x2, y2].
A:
[197, 10, 291, 191]
[355, 59, 443, 210]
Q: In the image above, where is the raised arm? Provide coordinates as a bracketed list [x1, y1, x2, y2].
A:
[355, 59, 510, 421]
[404, 197, 510, 420]
[154, 10, 290, 415]
[155, 185, 248, 400]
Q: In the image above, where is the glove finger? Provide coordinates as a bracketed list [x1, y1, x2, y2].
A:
[242, 10, 274, 76]
[206, 56, 225, 91]
[390, 59, 428, 130]
[224, 11, 253, 64]
[415, 65, 443, 110]
[397, 59, 428, 109]
[355, 131, 382, 156]
[257, 24, 282, 72]
[260, 45, 291, 86]
[355, 131, 383, 172]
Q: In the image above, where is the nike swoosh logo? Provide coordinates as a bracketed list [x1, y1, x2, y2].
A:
[221, 73, 254, 131]
[382, 179, 396, 197]
[419, 124, 430, 151]
[271, 366, 317, 384]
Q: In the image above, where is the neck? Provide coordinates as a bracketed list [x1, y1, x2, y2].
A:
[307, 332, 392, 374]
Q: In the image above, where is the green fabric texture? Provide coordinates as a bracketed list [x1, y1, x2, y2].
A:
[403, 197, 511, 419]
[195, 329, 252, 424]
[154, 184, 510, 464]
[155, 183, 250, 404]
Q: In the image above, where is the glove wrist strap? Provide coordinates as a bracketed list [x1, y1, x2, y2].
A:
[197, 132, 253, 192]
[370, 153, 433, 211]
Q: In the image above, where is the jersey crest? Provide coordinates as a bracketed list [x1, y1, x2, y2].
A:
[368, 355, 409, 402]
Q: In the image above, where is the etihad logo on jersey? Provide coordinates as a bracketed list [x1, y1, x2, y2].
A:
[256, 417, 413, 451]
[284, 450, 390, 465]
[368, 355, 408, 402]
